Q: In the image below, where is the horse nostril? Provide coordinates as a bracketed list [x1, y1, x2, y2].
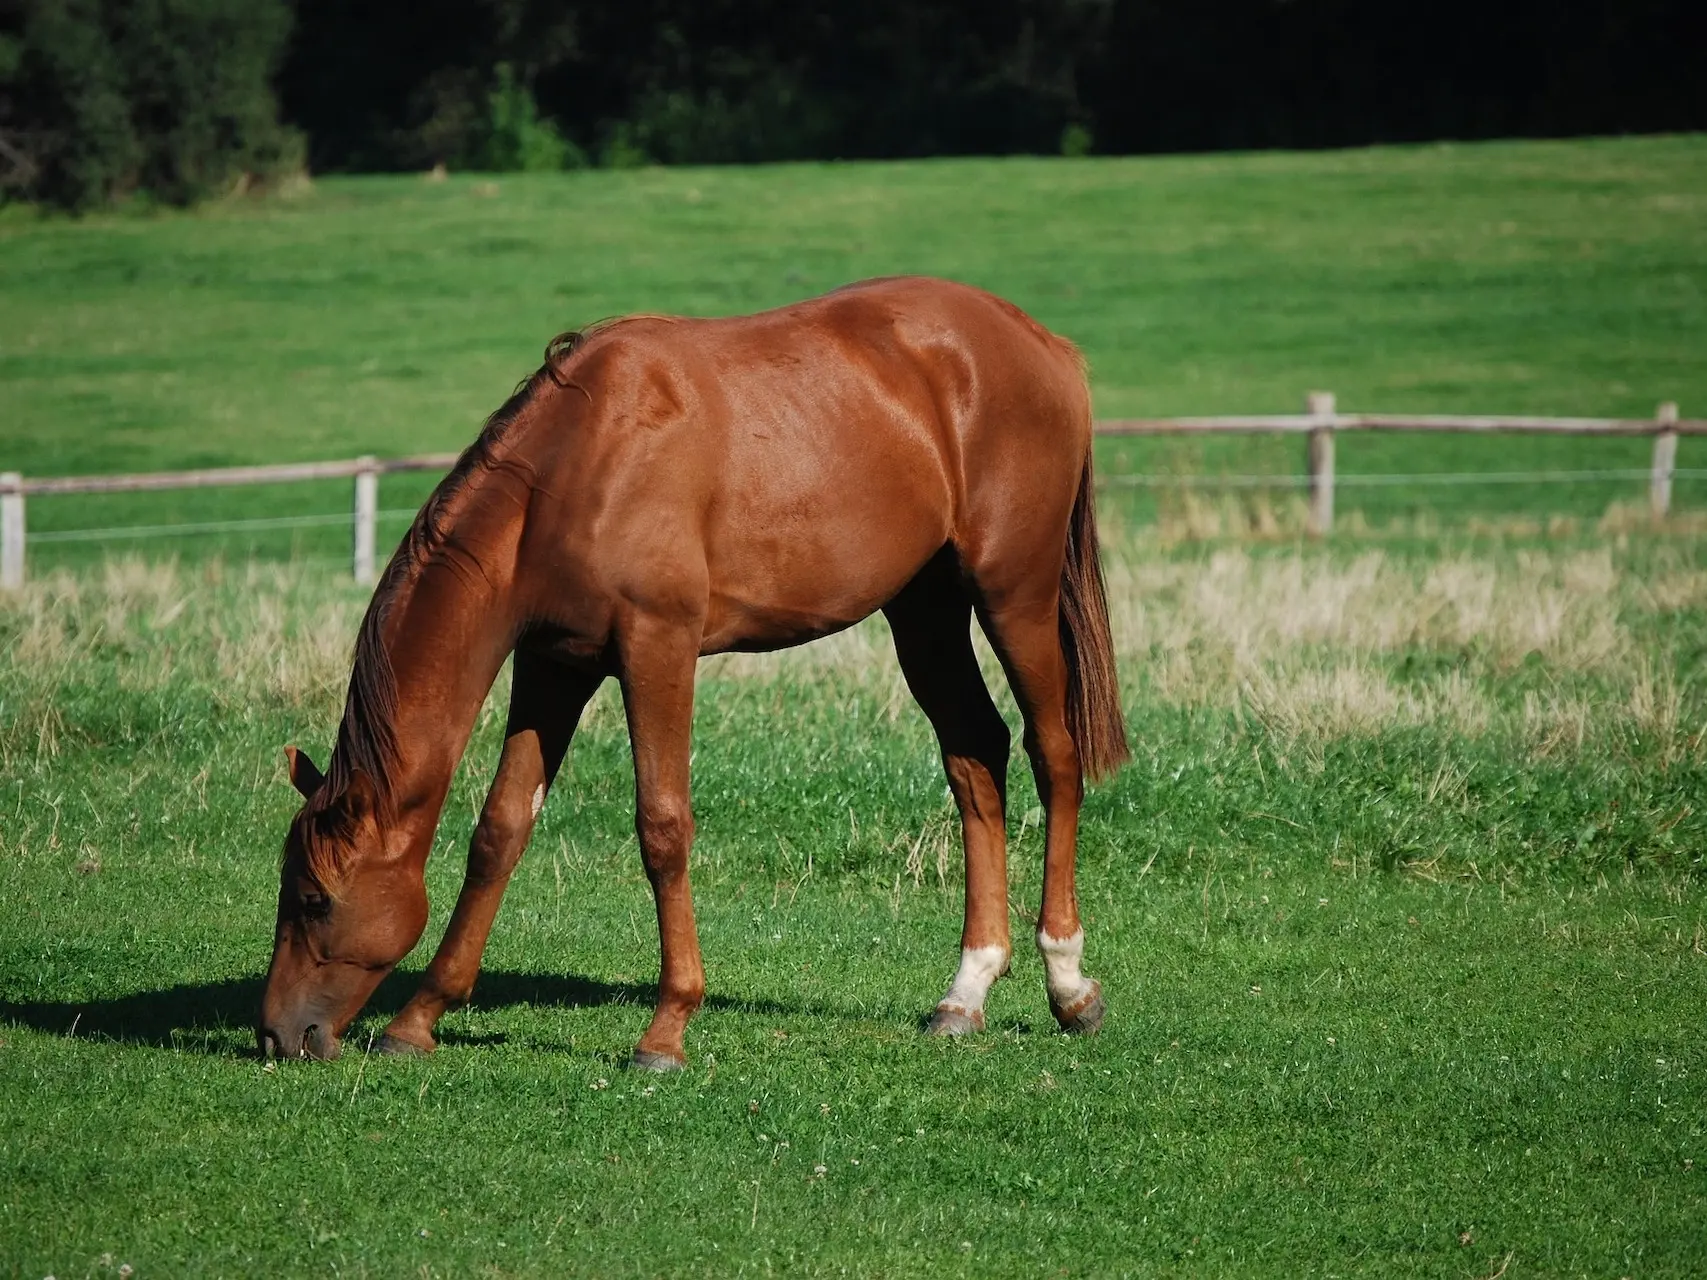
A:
[302, 1024, 343, 1061]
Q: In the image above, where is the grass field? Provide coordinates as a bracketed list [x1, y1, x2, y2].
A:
[3, 543, 1705, 1276]
[2, 134, 1706, 562]
[3, 138, 1707, 1276]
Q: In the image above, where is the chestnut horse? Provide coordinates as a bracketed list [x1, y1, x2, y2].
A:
[259, 276, 1128, 1069]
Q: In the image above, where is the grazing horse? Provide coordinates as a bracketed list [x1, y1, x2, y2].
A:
[258, 276, 1129, 1069]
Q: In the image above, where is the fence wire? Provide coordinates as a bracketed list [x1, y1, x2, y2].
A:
[22, 467, 1707, 546]
[1100, 468, 1707, 490]
[29, 508, 420, 545]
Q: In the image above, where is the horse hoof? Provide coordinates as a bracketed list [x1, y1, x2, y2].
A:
[375, 1032, 433, 1057]
[1052, 983, 1105, 1036]
[630, 1048, 687, 1073]
[926, 1006, 985, 1037]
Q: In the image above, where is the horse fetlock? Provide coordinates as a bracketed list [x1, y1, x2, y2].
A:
[932, 942, 1008, 1033]
[378, 1008, 440, 1053]
[1037, 926, 1094, 1001]
[634, 1023, 690, 1069]
[1039, 927, 1103, 1032]
[376, 1030, 435, 1057]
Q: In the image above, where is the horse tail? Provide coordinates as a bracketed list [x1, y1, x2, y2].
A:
[1059, 450, 1130, 782]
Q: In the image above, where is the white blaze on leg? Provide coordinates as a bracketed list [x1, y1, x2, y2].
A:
[1037, 928, 1095, 1012]
[530, 783, 546, 820]
[938, 943, 1009, 1020]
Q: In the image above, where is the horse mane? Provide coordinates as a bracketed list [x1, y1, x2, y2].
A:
[290, 322, 623, 891]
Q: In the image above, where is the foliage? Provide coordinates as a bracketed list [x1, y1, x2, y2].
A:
[617, 64, 836, 166]
[595, 120, 651, 171]
[277, 0, 1707, 173]
[0, 0, 302, 210]
[471, 63, 585, 172]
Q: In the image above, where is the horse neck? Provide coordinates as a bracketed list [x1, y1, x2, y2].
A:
[359, 546, 519, 857]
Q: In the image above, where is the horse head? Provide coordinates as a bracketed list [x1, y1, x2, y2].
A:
[257, 745, 428, 1060]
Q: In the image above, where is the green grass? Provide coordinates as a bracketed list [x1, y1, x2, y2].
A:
[3, 139, 1707, 1275]
[2, 135, 1706, 568]
[3, 538, 1706, 1276]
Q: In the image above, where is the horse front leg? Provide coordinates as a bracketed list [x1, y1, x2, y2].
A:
[378, 652, 601, 1054]
[618, 617, 706, 1072]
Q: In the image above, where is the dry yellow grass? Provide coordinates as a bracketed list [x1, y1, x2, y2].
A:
[2, 539, 1703, 765]
[6, 560, 360, 708]
[1105, 546, 1634, 672]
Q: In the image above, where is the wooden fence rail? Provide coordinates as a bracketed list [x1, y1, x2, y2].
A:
[1, 396, 1698, 590]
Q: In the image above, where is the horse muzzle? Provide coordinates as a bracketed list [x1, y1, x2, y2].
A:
[257, 1019, 342, 1062]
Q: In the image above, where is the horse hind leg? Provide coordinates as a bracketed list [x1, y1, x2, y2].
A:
[884, 561, 1013, 1035]
[378, 652, 601, 1055]
[978, 594, 1104, 1034]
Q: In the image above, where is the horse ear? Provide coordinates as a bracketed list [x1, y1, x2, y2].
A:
[284, 745, 325, 799]
[343, 769, 378, 824]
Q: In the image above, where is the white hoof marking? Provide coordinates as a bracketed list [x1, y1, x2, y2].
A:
[1037, 928, 1096, 1010]
[939, 943, 1009, 1016]
[530, 783, 545, 820]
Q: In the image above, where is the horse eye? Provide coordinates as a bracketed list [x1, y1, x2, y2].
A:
[300, 892, 333, 922]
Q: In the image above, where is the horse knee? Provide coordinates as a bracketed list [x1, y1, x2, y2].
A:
[469, 789, 537, 883]
[671, 970, 707, 1012]
[637, 794, 694, 880]
[430, 971, 478, 1011]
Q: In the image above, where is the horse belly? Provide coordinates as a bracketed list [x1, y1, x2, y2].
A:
[699, 451, 950, 654]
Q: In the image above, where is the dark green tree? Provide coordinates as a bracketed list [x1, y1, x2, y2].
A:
[0, 0, 300, 210]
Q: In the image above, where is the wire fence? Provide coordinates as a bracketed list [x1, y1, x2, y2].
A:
[18, 473, 1692, 547]
[1101, 468, 1707, 489]
[4, 396, 1702, 588]
[27, 508, 421, 545]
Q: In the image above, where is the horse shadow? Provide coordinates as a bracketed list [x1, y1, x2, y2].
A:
[0, 969, 841, 1057]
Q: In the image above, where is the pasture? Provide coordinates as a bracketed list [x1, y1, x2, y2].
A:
[2, 137, 1706, 1275]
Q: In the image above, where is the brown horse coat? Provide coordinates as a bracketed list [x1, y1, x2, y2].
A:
[261, 276, 1127, 1066]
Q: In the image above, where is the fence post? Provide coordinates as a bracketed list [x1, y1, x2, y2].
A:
[1650, 402, 1679, 520]
[1, 472, 23, 590]
[1305, 391, 1336, 535]
[352, 456, 378, 585]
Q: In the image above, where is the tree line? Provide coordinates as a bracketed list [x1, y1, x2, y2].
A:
[2, 0, 1701, 210]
